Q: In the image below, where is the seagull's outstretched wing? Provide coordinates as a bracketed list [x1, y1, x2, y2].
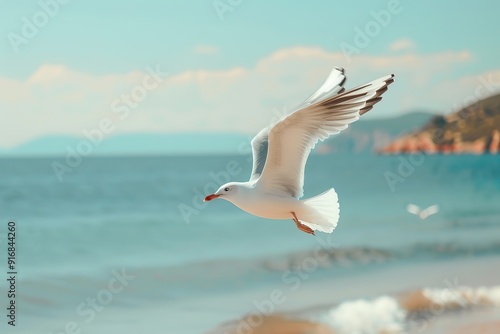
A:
[407, 204, 422, 216]
[249, 128, 269, 181]
[421, 205, 439, 219]
[257, 74, 395, 198]
[249, 67, 347, 181]
[300, 67, 347, 107]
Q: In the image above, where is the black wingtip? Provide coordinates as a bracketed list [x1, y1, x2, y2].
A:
[386, 74, 395, 85]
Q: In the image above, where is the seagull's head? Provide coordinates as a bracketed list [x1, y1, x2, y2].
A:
[204, 182, 243, 203]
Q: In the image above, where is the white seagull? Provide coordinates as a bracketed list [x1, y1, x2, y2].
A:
[205, 67, 394, 235]
[406, 204, 439, 220]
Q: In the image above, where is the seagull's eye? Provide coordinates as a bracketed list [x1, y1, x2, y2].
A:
[224, 187, 230, 192]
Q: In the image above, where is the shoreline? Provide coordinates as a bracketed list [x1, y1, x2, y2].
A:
[207, 255, 500, 334]
[209, 285, 500, 334]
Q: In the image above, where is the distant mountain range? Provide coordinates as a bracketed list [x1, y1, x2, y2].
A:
[317, 112, 433, 154]
[1, 133, 250, 157]
[381, 93, 500, 154]
[1, 113, 436, 157]
[5, 90, 498, 157]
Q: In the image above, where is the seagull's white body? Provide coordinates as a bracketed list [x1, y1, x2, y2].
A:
[407, 204, 439, 220]
[205, 67, 395, 235]
[213, 182, 333, 222]
[220, 184, 300, 219]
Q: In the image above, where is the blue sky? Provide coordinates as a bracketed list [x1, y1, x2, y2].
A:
[1, 0, 499, 148]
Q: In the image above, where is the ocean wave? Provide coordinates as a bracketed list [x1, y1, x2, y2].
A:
[9, 241, 500, 318]
[13, 241, 500, 290]
[422, 286, 500, 308]
[259, 241, 500, 272]
[326, 296, 406, 333]
[260, 247, 393, 272]
[209, 286, 500, 334]
[318, 286, 500, 334]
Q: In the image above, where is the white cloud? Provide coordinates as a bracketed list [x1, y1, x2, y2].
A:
[432, 69, 500, 113]
[389, 38, 415, 52]
[0, 46, 483, 148]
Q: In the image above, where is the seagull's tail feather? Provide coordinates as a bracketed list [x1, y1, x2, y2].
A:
[300, 188, 340, 234]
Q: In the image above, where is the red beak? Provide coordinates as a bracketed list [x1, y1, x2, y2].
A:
[204, 194, 221, 202]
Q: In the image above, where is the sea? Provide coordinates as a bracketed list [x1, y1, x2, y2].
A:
[0, 153, 499, 334]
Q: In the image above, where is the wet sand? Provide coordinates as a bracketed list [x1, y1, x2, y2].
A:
[451, 321, 500, 334]
[208, 315, 335, 334]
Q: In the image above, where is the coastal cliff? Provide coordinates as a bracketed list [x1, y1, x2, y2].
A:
[380, 93, 500, 154]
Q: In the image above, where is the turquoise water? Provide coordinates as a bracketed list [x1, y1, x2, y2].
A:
[0, 154, 499, 333]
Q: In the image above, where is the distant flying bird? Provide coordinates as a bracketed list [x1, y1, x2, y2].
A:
[406, 204, 439, 220]
[204, 67, 394, 235]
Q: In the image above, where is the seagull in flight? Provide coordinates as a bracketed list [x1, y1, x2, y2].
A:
[406, 204, 439, 220]
[204, 67, 394, 235]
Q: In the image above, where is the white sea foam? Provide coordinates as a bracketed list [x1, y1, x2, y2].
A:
[423, 285, 500, 308]
[321, 286, 500, 334]
[326, 296, 406, 334]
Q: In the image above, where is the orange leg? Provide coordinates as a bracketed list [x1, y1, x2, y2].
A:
[291, 212, 315, 235]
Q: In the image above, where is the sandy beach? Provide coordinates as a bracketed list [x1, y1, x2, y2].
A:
[209, 315, 336, 334]
[211, 314, 500, 334]
[209, 291, 500, 334]
[208, 254, 500, 334]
